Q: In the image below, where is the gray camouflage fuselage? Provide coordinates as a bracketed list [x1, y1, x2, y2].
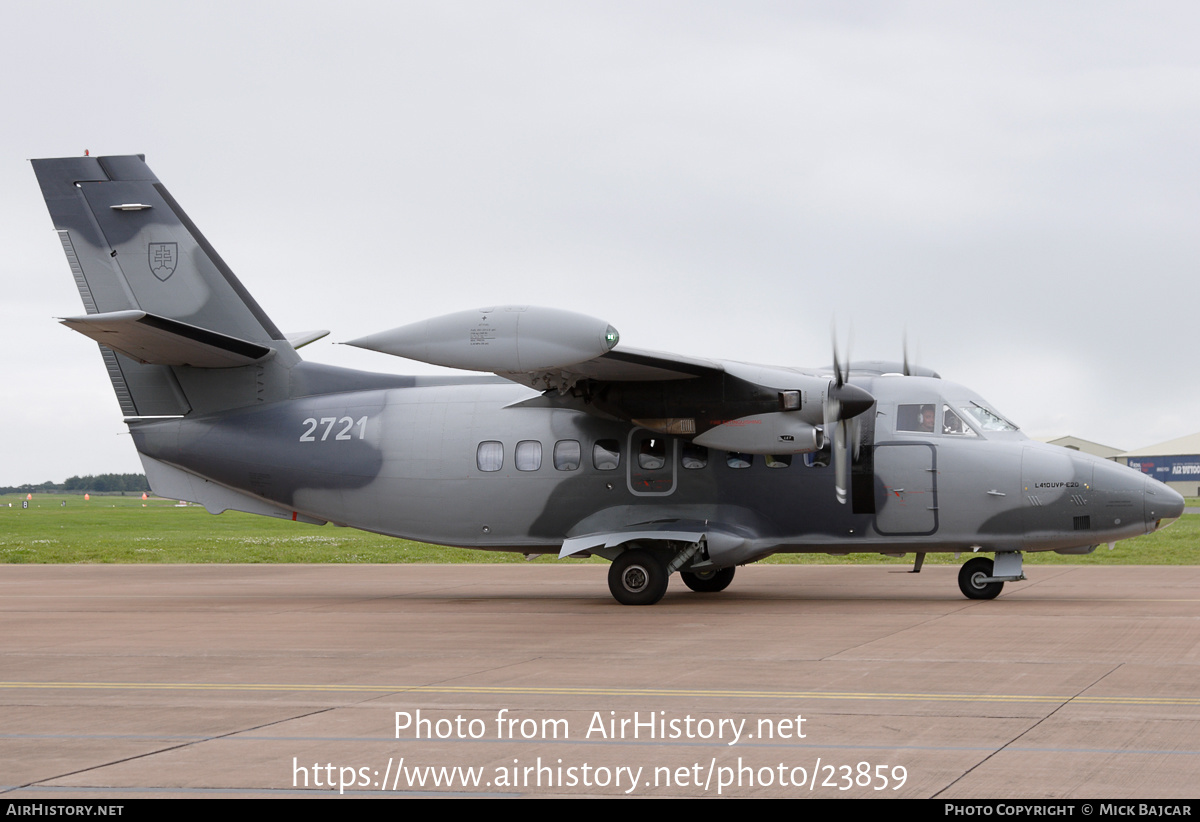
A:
[129, 363, 1173, 565]
[32, 153, 1184, 604]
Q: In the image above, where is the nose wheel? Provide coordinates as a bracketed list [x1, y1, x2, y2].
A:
[608, 548, 669, 605]
[958, 557, 1004, 600]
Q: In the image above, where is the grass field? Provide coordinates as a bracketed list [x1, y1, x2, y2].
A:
[3, 493, 1197, 566]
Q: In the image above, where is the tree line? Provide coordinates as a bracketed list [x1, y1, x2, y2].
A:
[1, 474, 151, 495]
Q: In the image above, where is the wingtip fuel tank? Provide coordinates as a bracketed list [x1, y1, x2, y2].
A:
[346, 305, 619, 372]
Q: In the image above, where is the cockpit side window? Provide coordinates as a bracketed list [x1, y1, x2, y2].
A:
[897, 403, 937, 433]
[898, 402, 985, 436]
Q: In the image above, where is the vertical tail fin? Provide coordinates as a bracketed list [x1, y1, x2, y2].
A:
[32, 154, 298, 416]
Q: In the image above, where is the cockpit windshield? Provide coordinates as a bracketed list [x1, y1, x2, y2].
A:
[940, 405, 977, 437]
[896, 398, 1019, 436]
[958, 401, 1019, 432]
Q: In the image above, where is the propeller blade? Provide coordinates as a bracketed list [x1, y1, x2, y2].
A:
[833, 419, 849, 504]
[825, 322, 874, 505]
[830, 326, 844, 388]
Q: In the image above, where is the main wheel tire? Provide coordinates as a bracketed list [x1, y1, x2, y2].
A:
[680, 566, 736, 593]
[608, 549, 668, 605]
[958, 556, 1004, 600]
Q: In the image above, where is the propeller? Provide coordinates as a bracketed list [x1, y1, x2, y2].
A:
[902, 329, 923, 377]
[825, 328, 874, 505]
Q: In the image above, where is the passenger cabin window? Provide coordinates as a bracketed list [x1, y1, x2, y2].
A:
[726, 452, 753, 469]
[681, 443, 708, 469]
[638, 437, 666, 470]
[515, 440, 542, 471]
[476, 441, 503, 472]
[553, 440, 581, 471]
[593, 439, 620, 470]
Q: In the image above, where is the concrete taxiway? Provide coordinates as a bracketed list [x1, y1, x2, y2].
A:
[1, 563, 1198, 798]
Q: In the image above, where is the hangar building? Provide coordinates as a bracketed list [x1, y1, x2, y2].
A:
[1040, 436, 1123, 460]
[1118, 432, 1200, 497]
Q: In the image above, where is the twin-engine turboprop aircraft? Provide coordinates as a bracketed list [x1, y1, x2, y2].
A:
[32, 154, 1185, 605]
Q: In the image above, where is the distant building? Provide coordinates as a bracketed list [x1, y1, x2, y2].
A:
[1118, 432, 1200, 496]
[1038, 436, 1123, 460]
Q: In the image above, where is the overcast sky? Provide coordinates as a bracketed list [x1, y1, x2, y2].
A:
[3, 1, 1198, 485]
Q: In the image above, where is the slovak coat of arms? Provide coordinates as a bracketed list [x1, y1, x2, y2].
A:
[148, 242, 178, 281]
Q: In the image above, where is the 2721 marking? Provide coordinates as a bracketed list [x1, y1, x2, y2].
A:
[300, 416, 368, 442]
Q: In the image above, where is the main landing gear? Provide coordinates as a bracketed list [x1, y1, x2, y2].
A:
[608, 548, 669, 606]
[606, 542, 736, 605]
[680, 566, 736, 593]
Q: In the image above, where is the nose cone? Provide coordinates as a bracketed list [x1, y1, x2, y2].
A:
[1145, 477, 1185, 531]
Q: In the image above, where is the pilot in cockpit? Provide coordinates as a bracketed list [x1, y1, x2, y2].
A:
[917, 405, 936, 432]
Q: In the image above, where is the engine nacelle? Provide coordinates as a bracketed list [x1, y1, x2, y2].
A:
[692, 413, 825, 455]
[347, 306, 619, 372]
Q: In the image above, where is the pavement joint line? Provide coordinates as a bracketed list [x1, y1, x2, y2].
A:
[1, 705, 339, 796]
[932, 663, 1119, 798]
[4, 734, 1199, 756]
[2, 681, 1198, 705]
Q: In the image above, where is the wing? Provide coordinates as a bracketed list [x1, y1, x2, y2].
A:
[498, 344, 718, 387]
[346, 305, 873, 459]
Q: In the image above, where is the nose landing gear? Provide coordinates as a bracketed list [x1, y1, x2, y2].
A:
[958, 552, 1024, 600]
[958, 557, 1003, 599]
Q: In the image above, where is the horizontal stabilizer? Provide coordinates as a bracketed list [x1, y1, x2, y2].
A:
[60, 310, 273, 368]
[285, 329, 330, 350]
